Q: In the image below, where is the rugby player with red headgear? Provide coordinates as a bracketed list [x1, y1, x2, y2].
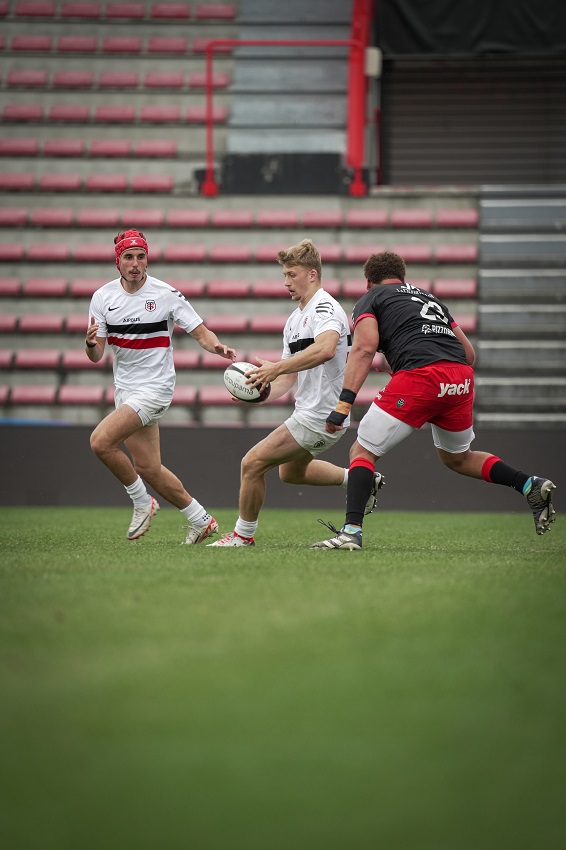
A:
[85, 230, 236, 544]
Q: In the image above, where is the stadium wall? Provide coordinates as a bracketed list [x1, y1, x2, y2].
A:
[1, 424, 563, 513]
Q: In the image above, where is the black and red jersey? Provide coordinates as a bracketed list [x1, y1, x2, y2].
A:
[352, 280, 468, 373]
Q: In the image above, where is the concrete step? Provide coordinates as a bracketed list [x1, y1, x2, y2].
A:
[475, 376, 566, 411]
[478, 304, 566, 337]
[479, 270, 566, 302]
[476, 340, 566, 373]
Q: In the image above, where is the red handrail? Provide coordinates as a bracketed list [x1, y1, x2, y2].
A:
[200, 38, 366, 197]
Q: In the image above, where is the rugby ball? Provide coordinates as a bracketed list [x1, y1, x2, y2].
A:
[223, 361, 271, 404]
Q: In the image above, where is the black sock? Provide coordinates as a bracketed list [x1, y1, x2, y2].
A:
[346, 466, 374, 527]
[488, 461, 530, 493]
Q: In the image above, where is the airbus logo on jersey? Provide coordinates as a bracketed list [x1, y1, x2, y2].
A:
[438, 379, 471, 397]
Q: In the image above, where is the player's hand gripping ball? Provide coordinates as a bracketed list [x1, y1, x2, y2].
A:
[223, 361, 271, 404]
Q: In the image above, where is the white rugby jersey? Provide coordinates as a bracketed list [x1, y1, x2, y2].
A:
[89, 275, 203, 395]
[282, 288, 351, 430]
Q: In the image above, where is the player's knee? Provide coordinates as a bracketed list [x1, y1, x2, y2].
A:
[90, 430, 107, 459]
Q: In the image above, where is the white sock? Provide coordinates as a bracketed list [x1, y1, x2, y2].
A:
[341, 468, 349, 488]
[181, 498, 211, 527]
[125, 476, 151, 507]
[234, 518, 258, 539]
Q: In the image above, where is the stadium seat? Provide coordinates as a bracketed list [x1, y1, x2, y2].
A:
[66, 314, 90, 333]
[89, 139, 131, 157]
[188, 71, 230, 88]
[436, 209, 479, 228]
[147, 37, 189, 53]
[0, 244, 24, 261]
[76, 209, 120, 228]
[391, 244, 433, 264]
[22, 278, 68, 297]
[319, 245, 342, 263]
[168, 279, 206, 298]
[60, 2, 102, 17]
[61, 351, 110, 370]
[246, 348, 283, 364]
[163, 245, 207, 262]
[27, 244, 70, 262]
[256, 211, 299, 228]
[85, 175, 128, 192]
[2, 104, 44, 121]
[7, 69, 48, 87]
[344, 210, 388, 228]
[209, 245, 251, 263]
[19, 314, 65, 332]
[12, 35, 52, 51]
[343, 245, 384, 264]
[0, 315, 18, 332]
[58, 385, 106, 405]
[302, 210, 343, 228]
[195, 4, 236, 19]
[390, 209, 433, 228]
[73, 245, 115, 262]
[14, 349, 61, 370]
[250, 281, 288, 299]
[139, 105, 181, 123]
[31, 208, 74, 227]
[171, 386, 198, 405]
[198, 387, 234, 406]
[48, 104, 90, 122]
[0, 350, 12, 368]
[248, 315, 287, 334]
[56, 36, 98, 52]
[97, 71, 139, 88]
[134, 140, 177, 158]
[186, 105, 229, 123]
[166, 210, 208, 227]
[102, 37, 142, 53]
[200, 352, 230, 369]
[38, 174, 82, 191]
[211, 210, 254, 228]
[452, 314, 477, 334]
[14, 1, 56, 14]
[104, 2, 145, 18]
[0, 173, 35, 190]
[53, 70, 94, 88]
[0, 208, 28, 226]
[342, 280, 368, 299]
[254, 245, 288, 263]
[192, 38, 233, 53]
[143, 72, 184, 89]
[69, 279, 106, 298]
[353, 387, 379, 407]
[10, 385, 58, 405]
[121, 209, 165, 228]
[43, 139, 85, 156]
[432, 279, 478, 299]
[131, 176, 174, 193]
[150, 3, 191, 19]
[0, 0, 8, 13]
[204, 316, 247, 334]
[0, 139, 39, 156]
[435, 244, 478, 263]
[172, 350, 200, 369]
[206, 280, 250, 298]
[320, 279, 342, 297]
[94, 105, 135, 123]
[0, 279, 21, 297]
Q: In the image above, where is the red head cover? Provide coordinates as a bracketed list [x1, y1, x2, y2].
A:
[114, 229, 149, 268]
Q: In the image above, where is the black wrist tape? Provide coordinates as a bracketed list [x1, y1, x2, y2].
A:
[339, 388, 357, 405]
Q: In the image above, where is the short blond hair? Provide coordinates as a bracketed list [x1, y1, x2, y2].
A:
[277, 238, 322, 280]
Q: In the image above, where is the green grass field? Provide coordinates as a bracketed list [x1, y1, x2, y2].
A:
[1, 507, 565, 850]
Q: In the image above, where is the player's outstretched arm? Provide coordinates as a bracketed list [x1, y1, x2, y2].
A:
[190, 323, 236, 361]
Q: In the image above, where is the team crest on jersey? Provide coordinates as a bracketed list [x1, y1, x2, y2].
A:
[145, 300, 156, 312]
[396, 398, 405, 408]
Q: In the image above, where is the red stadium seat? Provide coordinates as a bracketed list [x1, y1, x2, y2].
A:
[390, 209, 433, 228]
[250, 281, 288, 298]
[319, 245, 342, 263]
[61, 351, 110, 370]
[27, 244, 70, 262]
[131, 175, 174, 193]
[185, 105, 228, 123]
[85, 175, 128, 192]
[121, 209, 165, 228]
[43, 139, 85, 156]
[14, 349, 61, 369]
[173, 350, 200, 369]
[94, 105, 135, 123]
[256, 210, 299, 228]
[0, 0, 8, 13]
[134, 140, 177, 158]
[168, 280, 206, 298]
[0, 208, 28, 226]
[48, 104, 90, 122]
[436, 209, 479, 228]
[58, 385, 106, 405]
[344, 209, 388, 228]
[211, 210, 254, 228]
[7, 69, 48, 87]
[0, 279, 21, 297]
[69, 279, 106, 298]
[391, 244, 433, 264]
[200, 352, 229, 369]
[151, 3, 191, 18]
[166, 210, 208, 227]
[0, 173, 35, 190]
[19, 314, 65, 332]
[171, 386, 198, 405]
[0, 244, 24, 262]
[53, 70, 94, 88]
[451, 314, 477, 334]
[0, 350, 13, 368]
[302, 210, 343, 228]
[38, 174, 82, 191]
[139, 105, 181, 123]
[102, 37, 142, 53]
[60, 2, 101, 17]
[188, 71, 230, 88]
[0, 139, 40, 156]
[253, 245, 288, 263]
[192, 38, 233, 53]
[14, 1, 56, 14]
[31, 208, 74, 227]
[0, 315, 18, 332]
[76, 209, 120, 227]
[104, 2, 145, 17]
[435, 244, 478, 263]
[198, 387, 235, 406]
[320, 279, 341, 297]
[10, 385, 58, 405]
[163, 245, 207, 262]
[433, 279, 478, 299]
[204, 316, 247, 334]
[342, 279, 368, 299]
[73, 245, 115, 262]
[195, 4, 236, 19]
[97, 71, 139, 88]
[65, 314, 90, 333]
[56, 35, 97, 52]
[147, 37, 189, 53]
[343, 245, 383, 264]
[209, 245, 251, 263]
[89, 139, 131, 157]
[246, 348, 283, 364]
[2, 104, 44, 121]
[248, 315, 287, 334]
[143, 72, 184, 89]
[11, 35, 52, 50]
[206, 280, 250, 298]
[22, 278, 68, 297]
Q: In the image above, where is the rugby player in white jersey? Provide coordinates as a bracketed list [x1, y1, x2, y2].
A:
[85, 229, 236, 543]
[208, 239, 385, 548]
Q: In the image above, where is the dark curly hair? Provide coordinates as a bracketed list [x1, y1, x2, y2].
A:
[363, 251, 406, 285]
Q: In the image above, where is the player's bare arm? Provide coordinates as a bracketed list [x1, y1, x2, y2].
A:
[248, 330, 340, 390]
[85, 316, 105, 362]
[190, 322, 236, 361]
[452, 325, 476, 366]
